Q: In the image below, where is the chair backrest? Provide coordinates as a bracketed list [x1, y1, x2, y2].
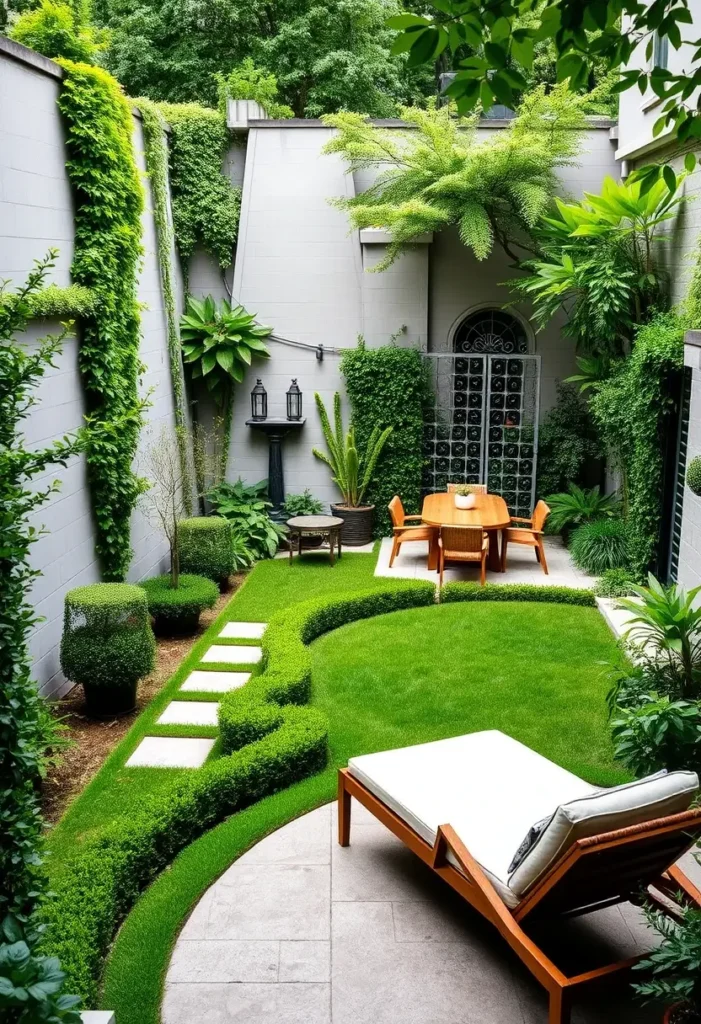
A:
[447, 483, 487, 494]
[532, 500, 550, 533]
[440, 525, 485, 553]
[388, 495, 405, 529]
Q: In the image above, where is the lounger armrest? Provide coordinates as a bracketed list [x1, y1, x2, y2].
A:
[434, 825, 518, 924]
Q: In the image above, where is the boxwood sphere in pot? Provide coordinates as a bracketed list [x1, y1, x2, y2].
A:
[60, 583, 156, 717]
[140, 573, 219, 635]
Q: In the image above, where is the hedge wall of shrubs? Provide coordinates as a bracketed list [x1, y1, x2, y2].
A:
[43, 580, 434, 1003]
[440, 582, 596, 606]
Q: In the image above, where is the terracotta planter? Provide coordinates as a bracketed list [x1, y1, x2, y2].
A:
[83, 680, 138, 718]
[665, 1003, 698, 1024]
[330, 504, 375, 546]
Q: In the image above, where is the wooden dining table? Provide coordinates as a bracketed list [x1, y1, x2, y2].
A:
[421, 492, 511, 573]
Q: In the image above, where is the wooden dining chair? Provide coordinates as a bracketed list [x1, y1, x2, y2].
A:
[388, 496, 436, 568]
[438, 525, 489, 587]
[502, 500, 551, 574]
[447, 482, 487, 494]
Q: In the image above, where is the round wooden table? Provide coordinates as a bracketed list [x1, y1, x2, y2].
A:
[286, 515, 344, 565]
[421, 492, 511, 572]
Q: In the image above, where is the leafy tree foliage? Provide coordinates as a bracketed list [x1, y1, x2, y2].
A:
[9, 0, 107, 61]
[322, 83, 587, 270]
[216, 58, 294, 119]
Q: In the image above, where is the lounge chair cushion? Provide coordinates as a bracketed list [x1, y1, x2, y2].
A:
[508, 767, 699, 898]
[347, 730, 597, 909]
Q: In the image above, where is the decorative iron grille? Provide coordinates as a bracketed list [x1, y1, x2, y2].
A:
[453, 309, 528, 355]
[422, 353, 540, 517]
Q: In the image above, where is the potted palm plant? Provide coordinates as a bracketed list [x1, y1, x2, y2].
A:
[312, 392, 392, 545]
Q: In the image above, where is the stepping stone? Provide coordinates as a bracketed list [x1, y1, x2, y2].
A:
[157, 701, 219, 727]
[126, 736, 215, 768]
[202, 644, 262, 664]
[219, 621, 266, 640]
[181, 670, 250, 693]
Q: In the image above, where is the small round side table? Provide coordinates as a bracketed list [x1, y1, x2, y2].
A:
[286, 515, 344, 565]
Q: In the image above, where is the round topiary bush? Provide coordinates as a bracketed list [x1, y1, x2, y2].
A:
[687, 455, 701, 496]
[140, 573, 219, 636]
[570, 518, 628, 575]
[595, 567, 638, 598]
[178, 516, 234, 587]
[60, 583, 156, 717]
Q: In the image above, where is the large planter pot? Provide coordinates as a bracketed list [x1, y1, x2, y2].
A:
[82, 680, 138, 718]
[665, 1004, 698, 1024]
[330, 504, 375, 546]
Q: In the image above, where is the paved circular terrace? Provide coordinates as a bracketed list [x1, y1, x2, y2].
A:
[163, 802, 666, 1024]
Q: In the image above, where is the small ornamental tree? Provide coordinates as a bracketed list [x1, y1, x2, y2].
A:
[0, 252, 82, 1018]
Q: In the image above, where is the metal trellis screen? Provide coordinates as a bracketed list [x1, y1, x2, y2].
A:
[422, 354, 540, 518]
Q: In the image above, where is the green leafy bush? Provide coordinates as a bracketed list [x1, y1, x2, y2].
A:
[283, 490, 324, 517]
[178, 516, 234, 583]
[0, 917, 81, 1023]
[687, 455, 701, 497]
[610, 695, 701, 776]
[140, 574, 219, 633]
[341, 340, 431, 536]
[440, 582, 596, 606]
[215, 58, 294, 119]
[60, 584, 155, 689]
[633, 901, 701, 1019]
[595, 568, 638, 598]
[545, 484, 620, 534]
[207, 484, 286, 559]
[180, 295, 271, 400]
[10, 0, 107, 63]
[569, 519, 628, 574]
[536, 383, 602, 498]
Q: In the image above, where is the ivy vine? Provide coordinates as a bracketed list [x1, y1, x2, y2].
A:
[137, 98, 193, 515]
[158, 103, 241, 271]
[57, 60, 146, 580]
[0, 283, 97, 320]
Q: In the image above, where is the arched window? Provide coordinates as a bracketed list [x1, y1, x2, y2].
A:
[453, 309, 528, 355]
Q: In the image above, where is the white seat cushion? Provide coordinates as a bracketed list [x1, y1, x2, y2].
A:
[348, 730, 596, 908]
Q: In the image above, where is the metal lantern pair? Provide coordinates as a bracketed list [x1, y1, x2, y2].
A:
[249, 379, 302, 421]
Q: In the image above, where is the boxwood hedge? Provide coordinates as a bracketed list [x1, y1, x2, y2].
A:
[43, 579, 434, 1003]
[440, 582, 596, 606]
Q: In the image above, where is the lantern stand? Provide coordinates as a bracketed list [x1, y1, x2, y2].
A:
[246, 383, 306, 522]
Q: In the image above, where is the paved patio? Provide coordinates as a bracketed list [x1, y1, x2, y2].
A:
[375, 534, 596, 587]
[163, 801, 699, 1024]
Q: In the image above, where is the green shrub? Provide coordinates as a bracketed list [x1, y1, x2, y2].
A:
[207, 485, 287, 559]
[595, 567, 638, 598]
[544, 484, 620, 534]
[610, 695, 701, 776]
[687, 455, 701, 496]
[60, 584, 155, 689]
[440, 582, 596, 606]
[10, 0, 106, 63]
[140, 574, 219, 627]
[178, 516, 234, 583]
[282, 490, 324, 517]
[536, 382, 602, 497]
[569, 519, 628, 575]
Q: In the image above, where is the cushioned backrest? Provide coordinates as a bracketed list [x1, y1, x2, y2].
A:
[508, 769, 699, 898]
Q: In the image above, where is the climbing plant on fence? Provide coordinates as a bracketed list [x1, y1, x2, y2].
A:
[137, 97, 193, 514]
[158, 103, 241, 272]
[342, 339, 431, 536]
[57, 59, 147, 580]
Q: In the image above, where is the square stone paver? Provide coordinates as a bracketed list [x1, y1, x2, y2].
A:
[219, 621, 267, 639]
[167, 939, 279, 983]
[157, 701, 219, 727]
[279, 940, 330, 983]
[180, 670, 250, 692]
[207, 864, 330, 940]
[230, 804, 330, 868]
[162, 982, 330, 1024]
[125, 736, 215, 768]
[202, 644, 262, 664]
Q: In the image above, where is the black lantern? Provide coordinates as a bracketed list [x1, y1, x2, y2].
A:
[250, 379, 267, 421]
[286, 378, 302, 421]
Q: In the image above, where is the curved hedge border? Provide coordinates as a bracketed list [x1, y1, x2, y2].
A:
[43, 579, 434, 1003]
[441, 582, 596, 606]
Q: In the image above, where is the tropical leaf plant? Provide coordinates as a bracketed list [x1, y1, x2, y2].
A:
[544, 483, 620, 534]
[610, 693, 701, 777]
[207, 480, 286, 560]
[312, 392, 392, 507]
[180, 295, 271, 403]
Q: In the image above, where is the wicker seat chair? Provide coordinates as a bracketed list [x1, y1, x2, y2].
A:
[438, 525, 489, 586]
[388, 496, 436, 569]
[502, 500, 551, 574]
[447, 482, 487, 494]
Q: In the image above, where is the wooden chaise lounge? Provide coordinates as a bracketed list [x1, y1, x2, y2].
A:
[338, 730, 701, 1024]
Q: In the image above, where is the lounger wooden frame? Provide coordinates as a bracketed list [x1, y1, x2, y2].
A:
[338, 768, 701, 1024]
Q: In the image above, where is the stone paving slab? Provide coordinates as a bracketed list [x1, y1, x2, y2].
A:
[157, 701, 219, 727]
[162, 982, 330, 1024]
[126, 736, 215, 768]
[219, 621, 267, 639]
[180, 669, 250, 692]
[202, 644, 262, 664]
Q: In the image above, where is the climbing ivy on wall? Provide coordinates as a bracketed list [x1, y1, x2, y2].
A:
[158, 103, 241, 271]
[57, 59, 146, 580]
[137, 97, 193, 515]
[0, 283, 96, 320]
[341, 338, 431, 537]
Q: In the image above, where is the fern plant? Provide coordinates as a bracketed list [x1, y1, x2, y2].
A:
[321, 84, 588, 270]
[312, 392, 392, 507]
[545, 484, 620, 534]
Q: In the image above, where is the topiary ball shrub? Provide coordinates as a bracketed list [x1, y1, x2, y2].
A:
[570, 519, 628, 575]
[61, 583, 155, 717]
[595, 567, 638, 598]
[140, 573, 219, 636]
[178, 516, 234, 588]
[687, 455, 701, 496]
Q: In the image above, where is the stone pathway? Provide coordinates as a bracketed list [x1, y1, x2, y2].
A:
[375, 534, 595, 588]
[163, 801, 700, 1024]
[125, 622, 266, 769]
